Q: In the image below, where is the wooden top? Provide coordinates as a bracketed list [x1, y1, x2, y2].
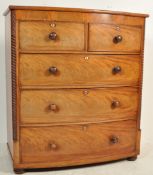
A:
[4, 5, 149, 17]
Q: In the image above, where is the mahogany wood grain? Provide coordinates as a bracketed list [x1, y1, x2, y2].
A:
[4, 6, 148, 172]
[4, 6, 149, 17]
[19, 21, 85, 51]
[21, 120, 137, 164]
[89, 24, 142, 52]
[20, 87, 138, 124]
[20, 54, 141, 87]
[14, 10, 146, 26]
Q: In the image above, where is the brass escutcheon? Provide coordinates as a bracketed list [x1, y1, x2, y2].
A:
[84, 56, 89, 60]
[116, 26, 120, 31]
[83, 90, 89, 95]
[82, 125, 88, 131]
[50, 23, 56, 27]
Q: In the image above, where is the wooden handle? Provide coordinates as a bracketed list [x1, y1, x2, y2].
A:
[49, 104, 58, 112]
[110, 136, 119, 144]
[111, 101, 120, 109]
[49, 32, 57, 40]
[113, 35, 123, 43]
[112, 66, 121, 74]
[48, 142, 57, 150]
[48, 66, 58, 75]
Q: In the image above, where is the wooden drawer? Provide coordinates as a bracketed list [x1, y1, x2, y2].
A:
[20, 54, 140, 87]
[19, 21, 85, 51]
[21, 120, 137, 163]
[88, 24, 142, 52]
[21, 87, 138, 124]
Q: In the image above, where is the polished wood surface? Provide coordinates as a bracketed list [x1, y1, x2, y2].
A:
[89, 24, 142, 52]
[19, 21, 85, 51]
[21, 120, 137, 164]
[14, 10, 145, 27]
[20, 54, 140, 87]
[21, 87, 138, 124]
[4, 6, 148, 173]
[4, 5, 149, 17]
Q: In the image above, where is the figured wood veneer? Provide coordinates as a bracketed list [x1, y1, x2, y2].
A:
[20, 54, 141, 87]
[19, 21, 85, 51]
[21, 120, 137, 164]
[21, 87, 138, 124]
[89, 24, 142, 52]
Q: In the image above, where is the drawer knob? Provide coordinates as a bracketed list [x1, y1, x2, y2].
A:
[49, 32, 57, 40]
[111, 100, 120, 109]
[113, 35, 122, 44]
[112, 66, 121, 74]
[110, 136, 119, 144]
[49, 143, 57, 150]
[49, 104, 58, 112]
[48, 66, 58, 75]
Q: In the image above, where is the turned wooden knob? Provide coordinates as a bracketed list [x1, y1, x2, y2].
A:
[48, 66, 58, 75]
[110, 136, 119, 144]
[49, 143, 57, 149]
[113, 35, 123, 43]
[111, 101, 120, 109]
[49, 32, 57, 40]
[112, 66, 121, 74]
[48, 104, 58, 112]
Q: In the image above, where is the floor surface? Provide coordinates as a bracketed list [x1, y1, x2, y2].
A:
[0, 141, 153, 175]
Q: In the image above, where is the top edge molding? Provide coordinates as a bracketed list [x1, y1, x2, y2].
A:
[3, 5, 149, 17]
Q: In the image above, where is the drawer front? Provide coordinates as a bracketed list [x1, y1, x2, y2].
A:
[21, 120, 137, 163]
[19, 21, 85, 51]
[20, 54, 140, 87]
[89, 24, 142, 52]
[21, 87, 138, 124]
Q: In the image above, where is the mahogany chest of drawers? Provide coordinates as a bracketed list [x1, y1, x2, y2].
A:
[4, 6, 148, 174]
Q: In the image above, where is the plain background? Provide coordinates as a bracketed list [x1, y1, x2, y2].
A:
[0, 0, 153, 147]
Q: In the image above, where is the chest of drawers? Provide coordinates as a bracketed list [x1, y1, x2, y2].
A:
[4, 6, 148, 174]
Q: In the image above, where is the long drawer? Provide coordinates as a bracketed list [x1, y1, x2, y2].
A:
[20, 87, 138, 124]
[21, 120, 137, 164]
[20, 54, 141, 87]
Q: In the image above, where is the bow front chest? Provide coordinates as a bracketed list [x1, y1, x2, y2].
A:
[4, 6, 148, 174]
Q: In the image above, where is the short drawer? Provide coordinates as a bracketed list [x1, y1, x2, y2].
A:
[21, 87, 138, 124]
[20, 54, 140, 87]
[21, 120, 137, 163]
[88, 24, 142, 52]
[19, 21, 85, 51]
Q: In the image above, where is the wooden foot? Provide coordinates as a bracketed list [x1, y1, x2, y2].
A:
[127, 156, 137, 161]
[14, 169, 25, 174]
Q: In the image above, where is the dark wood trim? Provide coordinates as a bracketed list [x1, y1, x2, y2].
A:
[7, 143, 13, 160]
[11, 10, 17, 141]
[3, 5, 149, 17]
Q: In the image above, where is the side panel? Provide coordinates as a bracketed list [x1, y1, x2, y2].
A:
[5, 10, 20, 166]
[5, 11, 13, 157]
